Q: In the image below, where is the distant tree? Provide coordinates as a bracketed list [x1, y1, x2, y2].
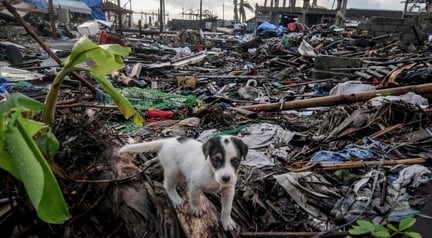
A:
[233, 0, 239, 21]
[239, 0, 253, 22]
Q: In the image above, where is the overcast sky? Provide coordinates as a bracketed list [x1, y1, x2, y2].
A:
[128, 0, 407, 23]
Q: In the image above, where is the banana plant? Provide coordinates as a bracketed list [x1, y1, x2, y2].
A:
[42, 36, 144, 124]
[0, 36, 144, 224]
[0, 93, 69, 224]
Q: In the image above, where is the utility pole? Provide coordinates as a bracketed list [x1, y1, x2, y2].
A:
[200, 0, 203, 28]
[48, 0, 57, 39]
[159, 0, 165, 32]
[222, 2, 224, 25]
[117, 0, 122, 29]
[129, 0, 132, 28]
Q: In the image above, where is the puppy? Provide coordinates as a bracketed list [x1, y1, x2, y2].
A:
[119, 135, 248, 231]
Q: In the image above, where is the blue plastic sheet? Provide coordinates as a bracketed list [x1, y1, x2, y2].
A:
[0, 78, 32, 93]
[256, 22, 285, 37]
[0, 78, 14, 93]
[257, 22, 278, 31]
[80, 0, 107, 21]
[310, 137, 386, 164]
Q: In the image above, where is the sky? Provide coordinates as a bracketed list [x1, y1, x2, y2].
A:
[126, 0, 407, 23]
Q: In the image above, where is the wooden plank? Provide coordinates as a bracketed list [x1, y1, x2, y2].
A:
[375, 68, 391, 75]
[365, 69, 384, 78]
[354, 71, 373, 80]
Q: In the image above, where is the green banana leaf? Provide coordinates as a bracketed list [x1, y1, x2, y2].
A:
[0, 92, 45, 113]
[92, 73, 144, 124]
[0, 93, 69, 224]
[0, 148, 20, 179]
[4, 110, 69, 224]
[64, 36, 130, 76]
[47, 36, 144, 124]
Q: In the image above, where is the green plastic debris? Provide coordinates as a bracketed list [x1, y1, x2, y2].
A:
[104, 87, 203, 110]
[212, 123, 251, 137]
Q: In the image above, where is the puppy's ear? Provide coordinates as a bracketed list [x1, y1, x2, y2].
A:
[202, 138, 215, 160]
[231, 137, 248, 159]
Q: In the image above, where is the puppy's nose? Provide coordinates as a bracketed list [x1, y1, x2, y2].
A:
[222, 175, 231, 183]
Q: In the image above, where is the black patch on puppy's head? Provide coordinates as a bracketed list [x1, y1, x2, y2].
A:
[230, 137, 248, 159]
[203, 136, 248, 170]
[202, 137, 225, 169]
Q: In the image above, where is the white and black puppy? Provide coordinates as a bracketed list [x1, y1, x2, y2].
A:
[118, 135, 248, 231]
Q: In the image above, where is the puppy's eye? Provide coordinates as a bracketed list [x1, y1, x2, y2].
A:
[211, 156, 223, 166]
[213, 155, 221, 161]
[231, 157, 240, 167]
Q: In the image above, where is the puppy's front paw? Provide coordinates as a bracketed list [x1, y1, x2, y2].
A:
[221, 217, 237, 231]
[190, 205, 205, 216]
[168, 194, 184, 209]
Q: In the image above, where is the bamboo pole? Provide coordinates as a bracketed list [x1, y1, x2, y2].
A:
[316, 158, 426, 171]
[288, 158, 426, 172]
[238, 83, 432, 112]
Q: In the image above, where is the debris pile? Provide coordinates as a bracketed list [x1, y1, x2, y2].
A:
[1, 10, 432, 238]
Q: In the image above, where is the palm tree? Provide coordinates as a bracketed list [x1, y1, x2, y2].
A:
[234, 0, 253, 22]
[239, 0, 253, 23]
[233, 0, 239, 21]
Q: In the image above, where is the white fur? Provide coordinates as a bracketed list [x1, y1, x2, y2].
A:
[119, 136, 244, 231]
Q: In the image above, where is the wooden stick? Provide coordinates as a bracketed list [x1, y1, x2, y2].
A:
[355, 124, 402, 145]
[238, 83, 432, 112]
[226, 107, 258, 118]
[315, 158, 426, 171]
[0, 7, 50, 13]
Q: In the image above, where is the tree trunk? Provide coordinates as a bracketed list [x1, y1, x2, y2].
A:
[175, 189, 229, 238]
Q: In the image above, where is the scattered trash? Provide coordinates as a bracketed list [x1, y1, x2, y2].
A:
[0, 8, 432, 238]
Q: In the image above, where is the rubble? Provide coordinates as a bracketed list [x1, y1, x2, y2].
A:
[0, 4, 432, 238]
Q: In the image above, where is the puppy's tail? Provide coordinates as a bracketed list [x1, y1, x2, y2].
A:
[119, 139, 169, 154]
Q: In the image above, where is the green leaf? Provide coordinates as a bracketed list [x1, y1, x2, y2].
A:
[64, 36, 99, 67]
[8, 92, 45, 112]
[349, 226, 369, 235]
[374, 224, 387, 232]
[84, 48, 124, 75]
[18, 118, 45, 137]
[0, 148, 21, 179]
[5, 111, 69, 223]
[99, 44, 130, 57]
[0, 99, 8, 114]
[357, 220, 376, 232]
[64, 36, 130, 75]
[404, 231, 423, 238]
[373, 230, 391, 238]
[91, 73, 144, 124]
[377, 92, 392, 97]
[11, 117, 59, 159]
[6, 113, 45, 210]
[399, 218, 416, 231]
[387, 223, 398, 232]
[34, 127, 60, 159]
